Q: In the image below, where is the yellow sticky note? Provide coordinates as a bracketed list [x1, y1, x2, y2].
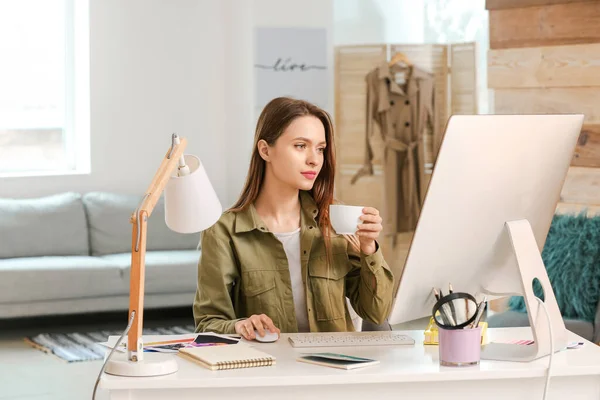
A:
[423, 317, 488, 345]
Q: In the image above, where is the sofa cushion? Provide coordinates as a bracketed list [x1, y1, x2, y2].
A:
[101, 250, 200, 294]
[0, 256, 126, 303]
[0, 192, 89, 259]
[83, 192, 201, 256]
[508, 213, 600, 323]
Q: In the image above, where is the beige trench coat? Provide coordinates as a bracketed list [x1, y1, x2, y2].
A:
[352, 61, 438, 235]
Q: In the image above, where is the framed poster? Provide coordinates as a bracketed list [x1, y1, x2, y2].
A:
[254, 27, 328, 111]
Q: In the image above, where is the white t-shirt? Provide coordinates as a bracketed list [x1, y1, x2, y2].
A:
[273, 228, 310, 332]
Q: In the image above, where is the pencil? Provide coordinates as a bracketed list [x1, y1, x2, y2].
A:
[432, 288, 451, 325]
[447, 283, 457, 323]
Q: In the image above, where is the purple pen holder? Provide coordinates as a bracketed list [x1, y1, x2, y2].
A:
[438, 326, 481, 367]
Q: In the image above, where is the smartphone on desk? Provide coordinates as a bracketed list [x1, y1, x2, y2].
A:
[297, 352, 380, 370]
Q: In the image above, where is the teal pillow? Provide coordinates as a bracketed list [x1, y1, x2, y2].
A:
[508, 213, 600, 322]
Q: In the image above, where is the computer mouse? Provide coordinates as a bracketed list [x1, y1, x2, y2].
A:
[254, 330, 279, 343]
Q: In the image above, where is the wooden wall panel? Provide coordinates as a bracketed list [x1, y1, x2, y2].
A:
[422, 172, 432, 194]
[488, 3, 600, 318]
[494, 88, 600, 123]
[573, 125, 600, 168]
[335, 46, 386, 168]
[488, 43, 600, 89]
[556, 202, 600, 216]
[486, 0, 598, 10]
[560, 166, 600, 204]
[450, 43, 478, 116]
[451, 93, 478, 115]
[489, 2, 600, 50]
[335, 167, 385, 214]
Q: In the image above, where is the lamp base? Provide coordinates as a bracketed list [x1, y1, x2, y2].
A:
[105, 352, 178, 377]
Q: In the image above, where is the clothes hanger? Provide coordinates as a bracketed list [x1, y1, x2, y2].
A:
[388, 52, 412, 67]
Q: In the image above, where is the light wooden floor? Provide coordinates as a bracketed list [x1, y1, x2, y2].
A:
[0, 336, 108, 400]
[0, 312, 429, 400]
[0, 309, 193, 400]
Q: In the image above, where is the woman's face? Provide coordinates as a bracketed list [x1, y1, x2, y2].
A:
[260, 115, 326, 191]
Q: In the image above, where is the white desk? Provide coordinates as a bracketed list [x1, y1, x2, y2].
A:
[100, 328, 600, 400]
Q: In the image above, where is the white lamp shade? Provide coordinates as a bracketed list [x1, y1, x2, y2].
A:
[164, 155, 222, 233]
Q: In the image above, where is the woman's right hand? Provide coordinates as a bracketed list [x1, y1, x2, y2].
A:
[234, 314, 280, 340]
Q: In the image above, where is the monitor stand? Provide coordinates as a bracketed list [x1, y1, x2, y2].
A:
[480, 219, 568, 362]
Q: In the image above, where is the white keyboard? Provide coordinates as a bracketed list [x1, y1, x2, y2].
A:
[288, 331, 415, 348]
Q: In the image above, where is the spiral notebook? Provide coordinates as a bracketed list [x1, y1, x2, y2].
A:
[178, 344, 276, 370]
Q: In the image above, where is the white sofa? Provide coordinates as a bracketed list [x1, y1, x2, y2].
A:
[0, 192, 200, 319]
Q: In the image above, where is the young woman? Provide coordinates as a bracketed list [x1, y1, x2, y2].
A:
[193, 97, 394, 340]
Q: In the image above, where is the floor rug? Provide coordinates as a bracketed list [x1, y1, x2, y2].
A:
[25, 324, 195, 362]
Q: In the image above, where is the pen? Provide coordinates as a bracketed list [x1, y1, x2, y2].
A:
[469, 298, 487, 329]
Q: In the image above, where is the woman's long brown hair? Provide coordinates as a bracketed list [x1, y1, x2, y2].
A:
[230, 97, 338, 261]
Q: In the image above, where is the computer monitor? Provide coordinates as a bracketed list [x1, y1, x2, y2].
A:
[388, 114, 584, 362]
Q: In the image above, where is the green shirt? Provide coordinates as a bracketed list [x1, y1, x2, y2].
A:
[193, 191, 394, 334]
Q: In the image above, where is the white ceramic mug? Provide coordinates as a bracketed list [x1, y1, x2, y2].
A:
[329, 204, 364, 234]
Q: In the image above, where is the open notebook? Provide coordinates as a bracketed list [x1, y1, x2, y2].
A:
[178, 345, 276, 370]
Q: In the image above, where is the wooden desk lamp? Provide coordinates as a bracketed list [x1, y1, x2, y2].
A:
[103, 134, 222, 377]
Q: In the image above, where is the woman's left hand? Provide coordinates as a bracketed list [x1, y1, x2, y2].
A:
[356, 207, 383, 255]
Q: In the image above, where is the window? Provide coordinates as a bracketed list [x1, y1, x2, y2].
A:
[424, 0, 489, 113]
[0, 0, 89, 177]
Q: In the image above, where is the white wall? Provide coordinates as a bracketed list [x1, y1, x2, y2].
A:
[334, 0, 425, 45]
[222, 0, 254, 208]
[0, 0, 229, 203]
[0, 0, 335, 209]
[224, 0, 335, 207]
